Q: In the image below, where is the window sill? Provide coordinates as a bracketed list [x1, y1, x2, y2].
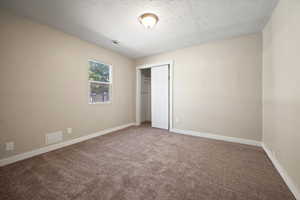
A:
[89, 101, 111, 105]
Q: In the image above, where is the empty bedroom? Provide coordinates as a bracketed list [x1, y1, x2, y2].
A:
[0, 0, 299, 199]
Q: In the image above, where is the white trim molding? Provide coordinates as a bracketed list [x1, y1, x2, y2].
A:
[262, 144, 300, 200]
[0, 123, 135, 167]
[170, 128, 262, 147]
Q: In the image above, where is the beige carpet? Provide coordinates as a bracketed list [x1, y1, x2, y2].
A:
[0, 124, 296, 200]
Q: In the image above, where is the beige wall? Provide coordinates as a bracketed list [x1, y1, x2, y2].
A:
[0, 10, 135, 159]
[136, 34, 262, 141]
[263, 0, 300, 193]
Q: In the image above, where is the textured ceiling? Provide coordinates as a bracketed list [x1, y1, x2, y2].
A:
[0, 0, 278, 58]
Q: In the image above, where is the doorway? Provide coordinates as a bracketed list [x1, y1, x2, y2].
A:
[136, 61, 173, 130]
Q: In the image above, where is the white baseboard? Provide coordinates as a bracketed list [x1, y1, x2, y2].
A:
[170, 128, 262, 147]
[0, 123, 135, 167]
[262, 144, 300, 199]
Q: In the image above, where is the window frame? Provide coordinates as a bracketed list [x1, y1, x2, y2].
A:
[88, 59, 113, 105]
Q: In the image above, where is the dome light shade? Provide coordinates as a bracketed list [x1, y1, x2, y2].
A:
[138, 13, 159, 29]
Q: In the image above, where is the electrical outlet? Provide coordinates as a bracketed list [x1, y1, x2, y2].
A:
[67, 128, 72, 134]
[175, 117, 180, 123]
[5, 142, 14, 151]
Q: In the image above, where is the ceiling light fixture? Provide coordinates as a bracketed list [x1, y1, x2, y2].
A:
[138, 13, 159, 29]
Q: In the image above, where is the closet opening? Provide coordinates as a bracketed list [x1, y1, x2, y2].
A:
[136, 61, 173, 130]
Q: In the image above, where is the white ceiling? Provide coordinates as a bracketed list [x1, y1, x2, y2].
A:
[0, 0, 278, 58]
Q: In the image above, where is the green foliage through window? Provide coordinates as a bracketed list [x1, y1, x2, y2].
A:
[88, 61, 110, 82]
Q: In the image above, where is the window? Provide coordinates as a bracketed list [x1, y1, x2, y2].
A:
[88, 60, 112, 104]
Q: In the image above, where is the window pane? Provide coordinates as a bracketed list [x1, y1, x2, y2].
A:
[88, 61, 110, 82]
[89, 82, 110, 103]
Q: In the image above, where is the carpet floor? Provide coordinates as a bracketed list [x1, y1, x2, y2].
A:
[0, 124, 296, 200]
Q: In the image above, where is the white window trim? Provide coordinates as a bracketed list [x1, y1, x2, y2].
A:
[88, 59, 113, 104]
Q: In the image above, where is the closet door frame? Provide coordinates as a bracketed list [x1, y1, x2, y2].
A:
[136, 60, 174, 131]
